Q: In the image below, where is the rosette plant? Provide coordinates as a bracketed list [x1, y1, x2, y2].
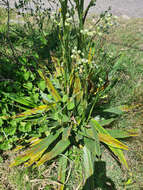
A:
[0, 0, 138, 189]
[6, 54, 137, 188]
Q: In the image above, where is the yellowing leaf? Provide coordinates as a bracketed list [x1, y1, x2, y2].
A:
[10, 130, 62, 167]
[119, 104, 141, 112]
[36, 139, 70, 166]
[73, 75, 83, 102]
[12, 104, 55, 119]
[13, 145, 24, 152]
[90, 119, 129, 168]
[107, 129, 139, 139]
[88, 47, 92, 64]
[52, 56, 64, 77]
[38, 70, 61, 102]
[110, 147, 128, 169]
[98, 133, 128, 150]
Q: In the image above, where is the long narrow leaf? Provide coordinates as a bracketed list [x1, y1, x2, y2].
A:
[99, 118, 115, 126]
[2, 92, 36, 107]
[98, 133, 128, 150]
[10, 130, 62, 167]
[103, 105, 137, 115]
[52, 56, 64, 77]
[73, 75, 83, 102]
[106, 129, 139, 139]
[36, 139, 70, 166]
[57, 152, 68, 190]
[88, 124, 101, 157]
[110, 147, 128, 169]
[12, 104, 55, 119]
[84, 136, 101, 160]
[38, 70, 61, 102]
[83, 146, 94, 189]
[90, 119, 128, 168]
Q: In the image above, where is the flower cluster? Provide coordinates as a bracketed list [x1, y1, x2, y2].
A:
[53, 11, 73, 28]
[91, 12, 118, 36]
[70, 46, 97, 77]
[80, 28, 96, 37]
[71, 46, 88, 74]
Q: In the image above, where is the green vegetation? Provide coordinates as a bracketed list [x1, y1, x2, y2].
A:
[0, 0, 143, 189]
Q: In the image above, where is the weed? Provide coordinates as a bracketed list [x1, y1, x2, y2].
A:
[0, 1, 142, 189]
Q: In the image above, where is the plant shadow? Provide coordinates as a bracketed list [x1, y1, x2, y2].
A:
[82, 161, 117, 190]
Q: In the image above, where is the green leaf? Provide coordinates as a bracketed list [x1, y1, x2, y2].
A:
[4, 126, 16, 135]
[84, 127, 101, 157]
[84, 137, 101, 160]
[73, 75, 83, 102]
[106, 129, 139, 139]
[19, 122, 26, 132]
[10, 120, 17, 127]
[38, 80, 46, 91]
[110, 146, 128, 169]
[33, 93, 39, 103]
[0, 118, 3, 126]
[58, 152, 68, 190]
[0, 136, 3, 142]
[98, 133, 128, 150]
[36, 139, 70, 166]
[23, 71, 30, 81]
[90, 124, 101, 157]
[23, 82, 33, 90]
[62, 95, 68, 103]
[62, 126, 71, 140]
[40, 91, 53, 103]
[0, 141, 12, 150]
[0, 156, 3, 163]
[10, 130, 62, 167]
[104, 106, 126, 115]
[40, 35, 47, 45]
[99, 118, 115, 126]
[83, 146, 94, 188]
[62, 114, 69, 123]
[12, 104, 55, 119]
[90, 119, 128, 168]
[67, 100, 75, 110]
[2, 92, 35, 107]
[25, 123, 32, 132]
[38, 70, 61, 102]
[104, 105, 136, 115]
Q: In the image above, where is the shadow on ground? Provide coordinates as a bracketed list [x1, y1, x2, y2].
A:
[82, 161, 117, 190]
